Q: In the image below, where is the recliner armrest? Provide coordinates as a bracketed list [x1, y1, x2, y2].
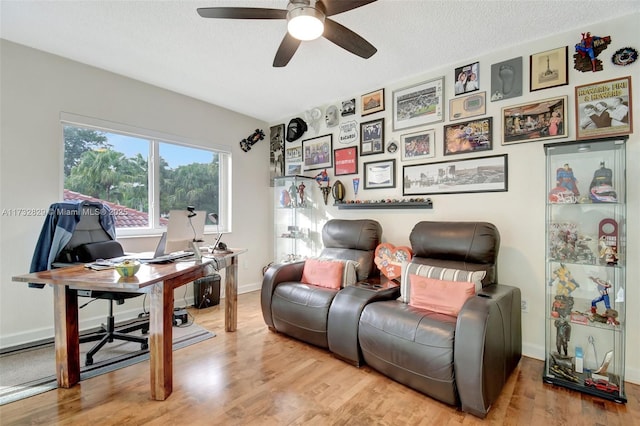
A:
[454, 284, 522, 418]
[260, 261, 306, 328]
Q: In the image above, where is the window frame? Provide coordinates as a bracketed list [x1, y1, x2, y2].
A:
[60, 112, 232, 237]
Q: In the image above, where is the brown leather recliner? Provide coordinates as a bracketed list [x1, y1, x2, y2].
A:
[358, 221, 522, 418]
[261, 219, 382, 348]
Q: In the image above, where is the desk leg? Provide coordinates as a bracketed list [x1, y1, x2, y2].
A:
[149, 281, 173, 400]
[53, 285, 80, 388]
[225, 256, 238, 332]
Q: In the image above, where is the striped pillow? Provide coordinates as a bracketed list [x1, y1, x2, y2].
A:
[399, 263, 486, 304]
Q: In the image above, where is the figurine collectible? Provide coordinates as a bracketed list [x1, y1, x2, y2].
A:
[589, 161, 617, 202]
[574, 32, 612, 72]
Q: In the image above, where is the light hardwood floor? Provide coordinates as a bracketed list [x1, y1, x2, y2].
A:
[1, 290, 638, 425]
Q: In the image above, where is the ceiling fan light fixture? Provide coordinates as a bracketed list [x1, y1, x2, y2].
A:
[287, 6, 325, 41]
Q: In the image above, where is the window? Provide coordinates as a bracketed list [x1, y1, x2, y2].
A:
[61, 113, 231, 236]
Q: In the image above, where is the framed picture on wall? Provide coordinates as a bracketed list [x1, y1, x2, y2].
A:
[400, 128, 435, 161]
[490, 57, 523, 102]
[302, 134, 333, 171]
[361, 88, 385, 116]
[284, 144, 303, 176]
[269, 124, 285, 185]
[443, 117, 492, 155]
[403, 154, 508, 196]
[392, 76, 444, 130]
[502, 96, 568, 145]
[454, 62, 479, 95]
[449, 92, 486, 121]
[530, 46, 569, 92]
[360, 118, 385, 155]
[575, 76, 632, 140]
[364, 159, 396, 189]
[334, 146, 358, 175]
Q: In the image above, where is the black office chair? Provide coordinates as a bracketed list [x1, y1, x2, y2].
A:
[53, 202, 149, 366]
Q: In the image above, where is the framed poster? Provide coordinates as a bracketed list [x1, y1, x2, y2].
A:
[502, 96, 568, 145]
[575, 76, 632, 140]
[530, 46, 569, 91]
[302, 134, 333, 171]
[360, 118, 385, 155]
[403, 154, 508, 196]
[334, 146, 358, 176]
[400, 128, 435, 162]
[285, 145, 303, 176]
[392, 76, 444, 130]
[449, 92, 486, 121]
[269, 124, 285, 185]
[490, 57, 523, 102]
[361, 88, 385, 116]
[364, 159, 396, 189]
[443, 117, 493, 155]
[454, 62, 479, 95]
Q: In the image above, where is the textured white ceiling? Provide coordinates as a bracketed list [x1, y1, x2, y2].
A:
[2, 0, 639, 123]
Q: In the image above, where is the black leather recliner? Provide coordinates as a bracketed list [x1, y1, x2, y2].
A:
[261, 219, 382, 348]
[358, 221, 522, 418]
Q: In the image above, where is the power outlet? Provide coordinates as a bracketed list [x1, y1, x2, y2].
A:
[521, 299, 528, 313]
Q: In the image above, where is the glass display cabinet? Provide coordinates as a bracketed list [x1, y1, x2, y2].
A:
[543, 137, 626, 403]
[273, 175, 321, 264]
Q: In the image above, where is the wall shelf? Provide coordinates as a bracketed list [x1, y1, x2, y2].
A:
[334, 200, 433, 210]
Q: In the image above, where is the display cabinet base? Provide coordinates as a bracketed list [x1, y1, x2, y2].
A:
[542, 362, 627, 404]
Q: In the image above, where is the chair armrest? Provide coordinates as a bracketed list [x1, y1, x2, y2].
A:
[261, 261, 305, 328]
[327, 284, 400, 366]
[454, 284, 522, 418]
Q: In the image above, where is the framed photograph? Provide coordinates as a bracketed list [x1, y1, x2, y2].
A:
[530, 46, 569, 92]
[392, 76, 444, 131]
[502, 96, 568, 145]
[341, 98, 356, 116]
[334, 146, 358, 176]
[302, 134, 333, 171]
[360, 118, 385, 156]
[403, 154, 508, 196]
[454, 62, 479, 95]
[449, 92, 486, 121]
[361, 88, 385, 116]
[284, 144, 303, 176]
[364, 159, 396, 189]
[575, 76, 632, 140]
[490, 57, 523, 102]
[444, 117, 493, 155]
[269, 124, 285, 185]
[400, 128, 436, 162]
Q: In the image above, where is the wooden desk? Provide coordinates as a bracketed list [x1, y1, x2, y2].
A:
[12, 249, 246, 401]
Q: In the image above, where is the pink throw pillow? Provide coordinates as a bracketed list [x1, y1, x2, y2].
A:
[408, 274, 475, 317]
[301, 258, 344, 289]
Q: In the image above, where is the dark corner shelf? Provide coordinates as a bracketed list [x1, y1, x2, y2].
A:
[334, 200, 433, 210]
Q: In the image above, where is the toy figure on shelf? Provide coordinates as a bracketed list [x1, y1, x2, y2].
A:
[554, 317, 571, 356]
[589, 161, 617, 202]
[297, 181, 306, 207]
[314, 169, 331, 205]
[549, 263, 580, 297]
[556, 163, 580, 196]
[598, 236, 618, 265]
[589, 276, 619, 325]
[280, 189, 291, 207]
[288, 182, 298, 207]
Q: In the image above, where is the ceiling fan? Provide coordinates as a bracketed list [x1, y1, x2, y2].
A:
[197, 0, 378, 67]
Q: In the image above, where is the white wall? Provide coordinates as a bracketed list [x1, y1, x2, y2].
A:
[271, 14, 639, 384]
[0, 40, 270, 347]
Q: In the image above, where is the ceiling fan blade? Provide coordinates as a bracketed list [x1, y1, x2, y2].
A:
[320, 0, 378, 16]
[273, 33, 302, 67]
[197, 7, 287, 20]
[323, 19, 377, 59]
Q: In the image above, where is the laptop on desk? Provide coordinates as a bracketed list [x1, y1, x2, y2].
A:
[140, 232, 195, 264]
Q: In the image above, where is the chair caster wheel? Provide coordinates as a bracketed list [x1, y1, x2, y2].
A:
[86, 357, 94, 366]
[141, 343, 149, 350]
